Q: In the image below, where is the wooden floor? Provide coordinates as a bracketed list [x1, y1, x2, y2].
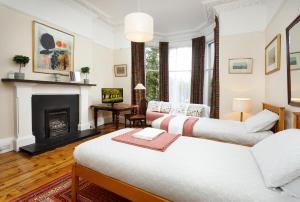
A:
[0, 123, 123, 201]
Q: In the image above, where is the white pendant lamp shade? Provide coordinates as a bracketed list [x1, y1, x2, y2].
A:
[124, 12, 153, 42]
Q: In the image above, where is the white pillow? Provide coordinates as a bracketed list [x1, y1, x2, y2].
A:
[147, 101, 161, 112]
[160, 102, 172, 113]
[245, 109, 279, 133]
[186, 104, 203, 117]
[251, 129, 300, 188]
[282, 177, 300, 198]
[170, 103, 188, 115]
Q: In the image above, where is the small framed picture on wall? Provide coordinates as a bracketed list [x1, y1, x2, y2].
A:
[114, 64, 127, 77]
[228, 58, 253, 74]
[290, 52, 300, 71]
[265, 34, 281, 75]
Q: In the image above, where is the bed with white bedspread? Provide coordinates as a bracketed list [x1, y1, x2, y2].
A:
[151, 103, 285, 146]
[152, 115, 274, 145]
[73, 128, 297, 202]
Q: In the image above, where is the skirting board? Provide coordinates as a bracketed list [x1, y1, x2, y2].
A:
[0, 137, 14, 153]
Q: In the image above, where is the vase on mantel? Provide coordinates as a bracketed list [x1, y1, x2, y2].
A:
[14, 72, 25, 80]
[84, 79, 89, 84]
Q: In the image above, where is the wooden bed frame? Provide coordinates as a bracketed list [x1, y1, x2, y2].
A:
[72, 103, 285, 202]
[293, 112, 300, 129]
[262, 103, 285, 132]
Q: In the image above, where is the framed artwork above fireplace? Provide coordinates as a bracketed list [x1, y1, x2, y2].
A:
[32, 21, 74, 76]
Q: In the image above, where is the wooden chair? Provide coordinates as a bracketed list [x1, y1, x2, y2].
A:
[124, 99, 148, 127]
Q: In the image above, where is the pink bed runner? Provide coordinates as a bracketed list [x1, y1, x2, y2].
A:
[160, 115, 176, 131]
[182, 117, 199, 137]
[159, 115, 199, 137]
[112, 128, 180, 152]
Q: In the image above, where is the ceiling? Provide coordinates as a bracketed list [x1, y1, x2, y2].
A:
[74, 0, 221, 34]
[73, 0, 279, 36]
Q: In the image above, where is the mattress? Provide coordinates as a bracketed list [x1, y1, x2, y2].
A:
[74, 128, 296, 202]
[152, 116, 273, 145]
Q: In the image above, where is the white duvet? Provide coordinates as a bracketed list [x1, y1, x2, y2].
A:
[152, 116, 273, 145]
[74, 128, 297, 202]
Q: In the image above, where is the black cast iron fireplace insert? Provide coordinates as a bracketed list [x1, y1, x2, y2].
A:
[45, 108, 70, 138]
[20, 94, 98, 155]
[32, 95, 79, 144]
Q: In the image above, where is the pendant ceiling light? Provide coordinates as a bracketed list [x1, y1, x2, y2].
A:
[124, 0, 153, 42]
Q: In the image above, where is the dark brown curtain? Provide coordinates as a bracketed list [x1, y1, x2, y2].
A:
[159, 42, 169, 101]
[190, 36, 206, 104]
[131, 42, 145, 105]
[210, 16, 220, 118]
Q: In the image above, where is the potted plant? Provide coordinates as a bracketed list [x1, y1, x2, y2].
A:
[81, 66, 90, 84]
[13, 55, 30, 79]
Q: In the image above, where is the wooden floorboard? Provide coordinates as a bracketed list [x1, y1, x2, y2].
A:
[0, 123, 122, 201]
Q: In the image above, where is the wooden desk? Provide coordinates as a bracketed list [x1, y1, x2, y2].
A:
[293, 112, 300, 129]
[91, 104, 138, 130]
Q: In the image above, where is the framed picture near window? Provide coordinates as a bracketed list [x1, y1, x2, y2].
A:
[114, 64, 127, 77]
[32, 21, 74, 76]
[265, 34, 281, 75]
[290, 52, 300, 71]
[228, 58, 253, 74]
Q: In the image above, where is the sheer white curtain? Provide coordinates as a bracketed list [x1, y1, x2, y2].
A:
[203, 42, 214, 106]
[169, 46, 192, 103]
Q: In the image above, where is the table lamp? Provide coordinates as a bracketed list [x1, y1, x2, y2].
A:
[232, 98, 252, 122]
[134, 83, 146, 90]
[134, 83, 146, 102]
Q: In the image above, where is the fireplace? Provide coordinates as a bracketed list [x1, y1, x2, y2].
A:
[45, 108, 70, 138]
[32, 95, 79, 144]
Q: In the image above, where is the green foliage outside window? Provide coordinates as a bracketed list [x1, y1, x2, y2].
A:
[145, 47, 159, 101]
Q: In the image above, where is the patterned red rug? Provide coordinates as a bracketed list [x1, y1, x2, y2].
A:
[10, 173, 130, 202]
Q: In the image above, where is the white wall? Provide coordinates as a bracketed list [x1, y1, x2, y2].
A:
[0, 5, 114, 149]
[113, 48, 132, 104]
[265, 0, 300, 128]
[219, 32, 265, 120]
[0, 0, 115, 49]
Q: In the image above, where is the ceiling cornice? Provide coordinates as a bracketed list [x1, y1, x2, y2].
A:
[211, 0, 265, 14]
[71, 0, 267, 40]
[154, 22, 215, 43]
[72, 0, 118, 26]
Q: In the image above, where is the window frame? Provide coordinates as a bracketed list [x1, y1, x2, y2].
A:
[203, 41, 214, 106]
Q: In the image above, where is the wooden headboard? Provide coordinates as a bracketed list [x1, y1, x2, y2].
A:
[293, 112, 300, 129]
[262, 103, 285, 132]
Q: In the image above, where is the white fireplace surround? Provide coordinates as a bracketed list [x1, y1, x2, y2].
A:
[13, 82, 91, 151]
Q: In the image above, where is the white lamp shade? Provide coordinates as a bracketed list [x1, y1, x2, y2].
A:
[124, 12, 153, 42]
[232, 98, 252, 113]
[134, 83, 146, 90]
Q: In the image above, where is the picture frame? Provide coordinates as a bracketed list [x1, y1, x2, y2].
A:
[228, 58, 253, 74]
[32, 21, 74, 76]
[114, 64, 127, 77]
[265, 34, 281, 75]
[290, 52, 300, 71]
